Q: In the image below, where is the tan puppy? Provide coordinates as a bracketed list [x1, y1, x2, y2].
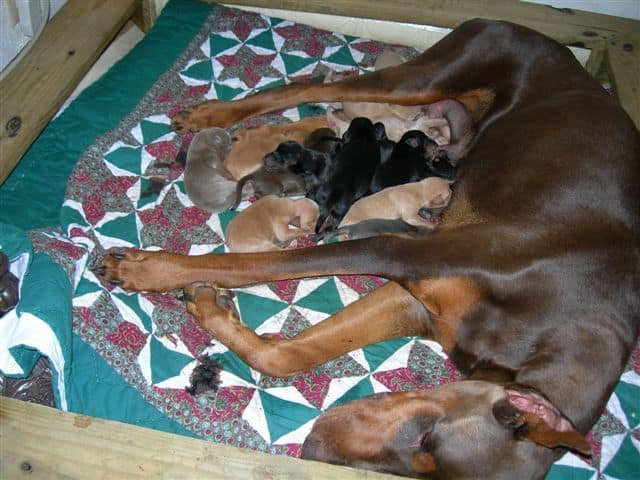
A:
[326, 106, 448, 144]
[324, 49, 448, 143]
[225, 195, 319, 253]
[225, 116, 328, 179]
[339, 177, 453, 229]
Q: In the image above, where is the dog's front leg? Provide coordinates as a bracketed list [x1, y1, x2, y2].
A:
[97, 237, 398, 292]
[184, 281, 430, 376]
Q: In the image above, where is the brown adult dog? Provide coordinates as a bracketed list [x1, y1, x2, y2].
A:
[97, 19, 639, 479]
[225, 195, 319, 253]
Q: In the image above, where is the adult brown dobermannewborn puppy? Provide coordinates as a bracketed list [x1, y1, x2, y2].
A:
[97, 19, 640, 479]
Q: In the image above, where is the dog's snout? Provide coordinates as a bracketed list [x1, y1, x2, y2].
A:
[301, 434, 328, 462]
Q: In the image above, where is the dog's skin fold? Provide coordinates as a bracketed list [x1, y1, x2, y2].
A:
[98, 19, 640, 479]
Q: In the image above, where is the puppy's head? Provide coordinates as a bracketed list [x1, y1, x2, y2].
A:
[399, 130, 431, 153]
[186, 127, 233, 167]
[264, 141, 304, 171]
[343, 117, 376, 143]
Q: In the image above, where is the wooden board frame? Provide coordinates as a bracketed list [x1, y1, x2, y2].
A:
[0, 0, 144, 184]
[0, 1, 638, 477]
[0, 397, 401, 479]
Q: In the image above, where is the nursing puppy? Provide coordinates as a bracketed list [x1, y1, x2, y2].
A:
[326, 103, 447, 145]
[183, 128, 236, 213]
[424, 98, 475, 165]
[225, 116, 328, 179]
[263, 135, 338, 190]
[335, 176, 453, 240]
[225, 195, 319, 253]
[303, 127, 341, 154]
[231, 166, 307, 210]
[370, 130, 454, 194]
[323, 49, 448, 143]
[310, 117, 382, 232]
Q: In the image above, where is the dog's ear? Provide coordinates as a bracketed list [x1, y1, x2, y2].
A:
[492, 388, 591, 456]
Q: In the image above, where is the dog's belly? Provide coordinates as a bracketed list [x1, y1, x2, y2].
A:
[439, 186, 486, 228]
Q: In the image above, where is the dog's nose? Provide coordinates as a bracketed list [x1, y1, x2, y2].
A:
[301, 434, 327, 462]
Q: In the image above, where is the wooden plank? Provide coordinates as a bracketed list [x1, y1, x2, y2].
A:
[0, 397, 401, 479]
[0, 0, 140, 185]
[133, 0, 157, 33]
[220, 0, 638, 48]
[604, 32, 640, 130]
[584, 41, 606, 79]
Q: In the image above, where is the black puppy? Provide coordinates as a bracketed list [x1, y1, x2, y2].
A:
[310, 117, 383, 233]
[370, 130, 455, 194]
[377, 127, 396, 165]
[263, 141, 333, 190]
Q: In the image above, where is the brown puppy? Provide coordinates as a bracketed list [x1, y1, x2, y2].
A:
[338, 177, 453, 233]
[225, 195, 319, 253]
[183, 127, 236, 213]
[231, 166, 307, 210]
[224, 116, 327, 179]
[326, 105, 449, 144]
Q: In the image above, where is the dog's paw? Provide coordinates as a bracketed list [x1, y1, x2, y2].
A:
[183, 283, 240, 338]
[93, 249, 174, 292]
[183, 282, 216, 318]
[170, 101, 228, 133]
[170, 109, 198, 133]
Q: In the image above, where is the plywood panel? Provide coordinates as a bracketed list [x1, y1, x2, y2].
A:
[605, 32, 640, 130]
[0, 397, 401, 479]
[0, 0, 140, 184]
[220, 0, 638, 48]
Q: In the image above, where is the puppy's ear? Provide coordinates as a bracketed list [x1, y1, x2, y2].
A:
[493, 388, 591, 456]
[289, 216, 302, 228]
[405, 136, 420, 149]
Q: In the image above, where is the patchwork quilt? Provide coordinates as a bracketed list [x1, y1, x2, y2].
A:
[0, 1, 638, 478]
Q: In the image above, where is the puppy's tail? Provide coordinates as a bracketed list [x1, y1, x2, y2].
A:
[231, 176, 252, 210]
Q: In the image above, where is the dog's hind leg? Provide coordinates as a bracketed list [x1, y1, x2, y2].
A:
[184, 281, 429, 376]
